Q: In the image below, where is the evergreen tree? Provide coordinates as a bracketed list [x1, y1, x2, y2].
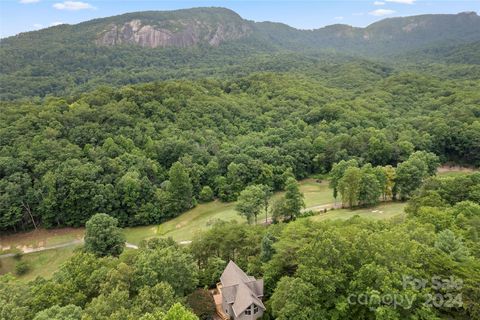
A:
[435, 229, 470, 262]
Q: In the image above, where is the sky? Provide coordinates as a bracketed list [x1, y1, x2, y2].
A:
[0, 0, 479, 38]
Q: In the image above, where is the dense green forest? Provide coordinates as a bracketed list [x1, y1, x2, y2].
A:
[1, 69, 479, 231]
[1, 6, 480, 320]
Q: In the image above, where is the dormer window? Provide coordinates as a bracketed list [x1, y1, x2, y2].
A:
[220, 261, 264, 319]
[245, 304, 259, 315]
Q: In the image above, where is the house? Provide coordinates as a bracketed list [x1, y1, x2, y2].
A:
[218, 260, 265, 320]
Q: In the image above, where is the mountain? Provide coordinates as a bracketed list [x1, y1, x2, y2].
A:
[1, 7, 479, 99]
[92, 8, 252, 48]
[254, 11, 480, 54]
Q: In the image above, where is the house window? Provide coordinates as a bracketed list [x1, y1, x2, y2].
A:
[245, 306, 252, 315]
[254, 305, 259, 314]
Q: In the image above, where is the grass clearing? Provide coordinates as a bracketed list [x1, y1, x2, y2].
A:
[310, 202, 407, 222]
[437, 166, 477, 177]
[0, 228, 84, 254]
[124, 178, 333, 244]
[0, 178, 334, 279]
[437, 171, 476, 178]
[156, 201, 242, 243]
[298, 179, 335, 207]
[0, 245, 79, 281]
[123, 200, 244, 244]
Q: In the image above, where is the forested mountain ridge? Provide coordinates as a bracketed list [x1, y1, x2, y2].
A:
[1, 8, 479, 99]
[3, 8, 477, 52]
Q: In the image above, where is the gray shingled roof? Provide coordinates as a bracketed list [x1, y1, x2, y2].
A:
[220, 261, 265, 316]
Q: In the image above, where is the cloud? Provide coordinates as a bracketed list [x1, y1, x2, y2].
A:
[334, 16, 344, 21]
[20, 0, 40, 3]
[33, 23, 43, 29]
[369, 9, 396, 16]
[386, 0, 416, 4]
[50, 21, 65, 26]
[373, 1, 385, 5]
[53, 1, 94, 10]
[352, 12, 364, 16]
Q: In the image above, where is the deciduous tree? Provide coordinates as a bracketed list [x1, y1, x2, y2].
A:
[85, 213, 125, 257]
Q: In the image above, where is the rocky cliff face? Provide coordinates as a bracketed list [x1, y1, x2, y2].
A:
[96, 17, 251, 48]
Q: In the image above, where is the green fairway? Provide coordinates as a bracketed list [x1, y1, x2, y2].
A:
[437, 171, 476, 177]
[124, 201, 244, 244]
[124, 178, 334, 244]
[1, 178, 335, 249]
[0, 228, 84, 254]
[437, 166, 477, 177]
[0, 245, 79, 281]
[310, 202, 407, 222]
[157, 201, 242, 242]
[298, 179, 335, 207]
[0, 178, 336, 279]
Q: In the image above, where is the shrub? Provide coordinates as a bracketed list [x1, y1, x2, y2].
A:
[15, 260, 30, 275]
[199, 186, 214, 202]
[13, 252, 23, 261]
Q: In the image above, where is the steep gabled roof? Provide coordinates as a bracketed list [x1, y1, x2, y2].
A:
[220, 261, 265, 316]
[220, 260, 252, 287]
[232, 282, 264, 316]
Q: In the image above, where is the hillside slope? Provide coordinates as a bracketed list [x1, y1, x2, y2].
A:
[1, 8, 479, 99]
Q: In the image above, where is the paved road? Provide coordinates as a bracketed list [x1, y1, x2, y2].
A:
[0, 239, 138, 259]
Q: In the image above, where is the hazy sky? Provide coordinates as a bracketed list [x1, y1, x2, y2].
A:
[1, 0, 479, 38]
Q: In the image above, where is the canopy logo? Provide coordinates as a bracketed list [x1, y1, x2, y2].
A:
[347, 275, 463, 310]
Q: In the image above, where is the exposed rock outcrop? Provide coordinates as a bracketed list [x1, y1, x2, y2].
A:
[96, 18, 251, 48]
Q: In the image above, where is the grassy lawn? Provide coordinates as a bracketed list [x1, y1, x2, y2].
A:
[0, 228, 84, 254]
[0, 245, 79, 281]
[124, 178, 334, 244]
[310, 202, 407, 222]
[0, 178, 335, 279]
[158, 201, 242, 242]
[437, 166, 477, 177]
[0, 179, 335, 249]
[437, 171, 476, 178]
[298, 179, 335, 207]
[124, 201, 243, 244]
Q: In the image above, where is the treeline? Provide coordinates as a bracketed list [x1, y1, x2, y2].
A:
[2, 172, 478, 319]
[330, 151, 439, 207]
[1, 72, 479, 231]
